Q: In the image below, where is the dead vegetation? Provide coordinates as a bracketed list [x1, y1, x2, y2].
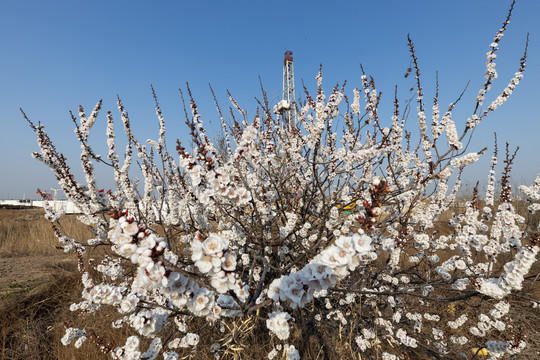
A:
[0, 208, 93, 257]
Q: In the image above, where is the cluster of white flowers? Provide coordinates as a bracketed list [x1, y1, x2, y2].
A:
[450, 336, 468, 345]
[112, 335, 141, 360]
[466, 114, 481, 130]
[477, 245, 539, 299]
[487, 70, 524, 112]
[267, 232, 372, 309]
[489, 301, 510, 319]
[96, 256, 124, 280]
[284, 344, 300, 360]
[128, 309, 168, 337]
[234, 125, 258, 159]
[266, 311, 293, 340]
[440, 109, 462, 150]
[447, 314, 468, 330]
[267, 343, 300, 360]
[351, 88, 361, 115]
[395, 328, 418, 348]
[355, 328, 377, 352]
[500, 245, 539, 291]
[279, 212, 298, 238]
[381, 352, 399, 360]
[485, 154, 498, 206]
[520, 171, 540, 213]
[450, 152, 480, 168]
[168, 333, 200, 348]
[452, 278, 470, 291]
[109, 214, 168, 269]
[61, 327, 87, 348]
[111, 336, 163, 360]
[191, 233, 244, 296]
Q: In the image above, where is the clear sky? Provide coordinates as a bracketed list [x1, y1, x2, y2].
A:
[1, 0, 539, 199]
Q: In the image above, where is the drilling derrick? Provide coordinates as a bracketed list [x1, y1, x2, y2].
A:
[274, 50, 297, 129]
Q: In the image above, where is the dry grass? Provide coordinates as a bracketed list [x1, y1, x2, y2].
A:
[0, 208, 121, 359]
[0, 207, 93, 257]
[1, 206, 540, 359]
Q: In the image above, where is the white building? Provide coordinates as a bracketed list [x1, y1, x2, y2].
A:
[0, 199, 82, 214]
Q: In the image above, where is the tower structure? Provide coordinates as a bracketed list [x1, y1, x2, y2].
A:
[274, 50, 297, 129]
[283, 50, 297, 128]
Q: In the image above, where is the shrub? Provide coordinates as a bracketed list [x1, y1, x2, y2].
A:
[23, 1, 540, 359]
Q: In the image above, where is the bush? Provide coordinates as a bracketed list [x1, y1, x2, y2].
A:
[23, 1, 540, 359]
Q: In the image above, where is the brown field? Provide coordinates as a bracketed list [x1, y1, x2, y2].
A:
[1, 206, 539, 359]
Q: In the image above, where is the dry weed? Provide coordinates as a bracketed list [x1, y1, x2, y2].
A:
[0, 208, 93, 257]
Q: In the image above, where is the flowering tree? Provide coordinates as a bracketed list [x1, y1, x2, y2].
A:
[24, 1, 540, 359]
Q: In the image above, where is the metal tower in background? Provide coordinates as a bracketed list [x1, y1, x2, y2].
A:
[283, 50, 297, 128]
[274, 50, 297, 129]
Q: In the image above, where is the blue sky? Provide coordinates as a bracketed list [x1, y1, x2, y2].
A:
[1, 0, 539, 199]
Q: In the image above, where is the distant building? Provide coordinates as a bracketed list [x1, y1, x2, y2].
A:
[0, 199, 82, 214]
